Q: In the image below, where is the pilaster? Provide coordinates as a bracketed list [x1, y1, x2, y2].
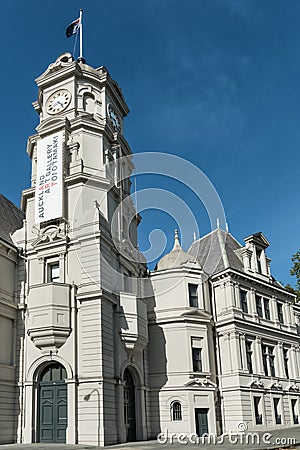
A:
[253, 336, 264, 375]
[276, 342, 286, 378]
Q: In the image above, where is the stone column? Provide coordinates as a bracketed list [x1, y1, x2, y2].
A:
[240, 333, 248, 372]
[260, 250, 268, 276]
[234, 283, 240, 309]
[23, 381, 34, 443]
[270, 296, 278, 324]
[219, 333, 232, 374]
[253, 336, 264, 375]
[248, 288, 257, 316]
[276, 342, 286, 378]
[225, 280, 236, 310]
[117, 381, 126, 443]
[230, 331, 243, 372]
[137, 386, 148, 440]
[66, 379, 77, 443]
[290, 345, 299, 379]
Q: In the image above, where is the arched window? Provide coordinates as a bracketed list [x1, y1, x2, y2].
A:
[83, 93, 95, 114]
[40, 362, 67, 382]
[171, 401, 182, 421]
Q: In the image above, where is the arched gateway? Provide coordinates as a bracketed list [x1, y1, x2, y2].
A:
[38, 362, 67, 443]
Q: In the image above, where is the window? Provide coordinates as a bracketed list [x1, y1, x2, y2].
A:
[40, 362, 67, 382]
[240, 290, 248, 313]
[256, 249, 262, 273]
[273, 398, 281, 425]
[253, 397, 263, 425]
[263, 298, 271, 320]
[188, 284, 198, 308]
[192, 348, 203, 372]
[283, 348, 289, 379]
[171, 401, 182, 421]
[246, 340, 253, 374]
[277, 302, 284, 324]
[291, 399, 299, 425]
[255, 295, 263, 318]
[47, 262, 60, 282]
[262, 344, 275, 377]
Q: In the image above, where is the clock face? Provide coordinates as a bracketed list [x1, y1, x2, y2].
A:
[46, 89, 71, 114]
[107, 104, 121, 132]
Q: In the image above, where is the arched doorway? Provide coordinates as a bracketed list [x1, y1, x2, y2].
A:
[123, 368, 136, 442]
[38, 362, 67, 443]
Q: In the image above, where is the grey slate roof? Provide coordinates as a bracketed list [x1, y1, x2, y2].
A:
[188, 228, 244, 276]
[0, 194, 24, 246]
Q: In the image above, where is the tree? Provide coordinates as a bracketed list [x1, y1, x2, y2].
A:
[289, 250, 300, 301]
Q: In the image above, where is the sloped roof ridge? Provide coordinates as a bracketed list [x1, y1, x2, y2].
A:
[0, 194, 23, 215]
[194, 227, 242, 248]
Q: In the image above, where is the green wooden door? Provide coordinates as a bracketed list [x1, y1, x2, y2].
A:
[124, 369, 136, 442]
[195, 408, 209, 436]
[39, 363, 67, 443]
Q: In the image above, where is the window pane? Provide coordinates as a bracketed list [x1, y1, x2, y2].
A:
[256, 296, 263, 317]
[48, 262, 60, 282]
[188, 284, 198, 308]
[240, 290, 248, 313]
[263, 299, 270, 320]
[254, 397, 263, 425]
[246, 340, 253, 374]
[172, 402, 182, 421]
[192, 347, 202, 372]
[277, 303, 284, 324]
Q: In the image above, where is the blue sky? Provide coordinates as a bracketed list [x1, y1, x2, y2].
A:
[1, 0, 300, 285]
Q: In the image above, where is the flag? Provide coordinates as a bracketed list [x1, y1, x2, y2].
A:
[66, 17, 80, 38]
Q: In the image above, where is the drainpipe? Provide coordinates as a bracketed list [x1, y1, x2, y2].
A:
[17, 220, 28, 443]
[71, 282, 78, 443]
[209, 279, 224, 435]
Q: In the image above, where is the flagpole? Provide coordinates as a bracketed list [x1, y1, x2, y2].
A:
[78, 9, 85, 63]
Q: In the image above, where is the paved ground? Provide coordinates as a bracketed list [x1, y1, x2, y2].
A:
[1, 426, 300, 450]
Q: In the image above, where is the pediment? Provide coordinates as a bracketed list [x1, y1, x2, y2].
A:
[35, 53, 77, 83]
[244, 232, 270, 249]
[185, 378, 217, 388]
[270, 381, 283, 390]
[249, 379, 265, 389]
[36, 116, 70, 136]
[181, 309, 211, 319]
[31, 225, 67, 247]
[289, 384, 300, 392]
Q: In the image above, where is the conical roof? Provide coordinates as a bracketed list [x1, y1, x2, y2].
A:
[156, 230, 201, 271]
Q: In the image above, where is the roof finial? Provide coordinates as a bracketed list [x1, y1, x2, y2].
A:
[193, 232, 197, 242]
[225, 222, 229, 232]
[173, 229, 181, 249]
[217, 218, 220, 229]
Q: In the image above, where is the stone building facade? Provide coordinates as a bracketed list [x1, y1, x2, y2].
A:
[0, 53, 299, 445]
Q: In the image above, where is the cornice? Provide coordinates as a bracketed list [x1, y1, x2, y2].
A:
[211, 267, 295, 300]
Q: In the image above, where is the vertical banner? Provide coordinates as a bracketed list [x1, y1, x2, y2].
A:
[35, 131, 63, 223]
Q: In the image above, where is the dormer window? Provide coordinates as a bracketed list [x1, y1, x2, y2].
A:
[243, 232, 271, 276]
[256, 249, 262, 273]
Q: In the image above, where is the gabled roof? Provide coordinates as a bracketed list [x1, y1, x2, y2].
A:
[244, 231, 270, 248]
[188, 228, 244, 276]
[0, 194, 24, 247]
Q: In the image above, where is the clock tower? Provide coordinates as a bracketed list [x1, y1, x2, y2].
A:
[17, 53, 149, 445]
